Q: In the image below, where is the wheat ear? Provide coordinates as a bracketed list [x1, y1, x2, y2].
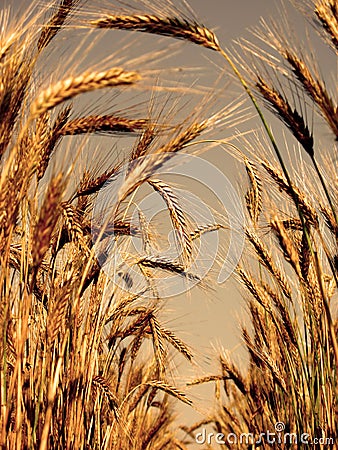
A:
[38, 0, 78, 50]
[314, 0, 338, 50]
[245, 229, 292, 300]
[283, 50, 338, 139]
[256, 76, 314, 156]
[90, 14, 220, 51]
[60, 115, 148, 135]
[148, 179, 192, 268]
[31, 68, 140, 118]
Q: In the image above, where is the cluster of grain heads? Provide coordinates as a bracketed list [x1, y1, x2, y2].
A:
[187, 148, 337, 445]
[183, 1, 337, 447]
[1, 0, 337, 448]
[0, 1, 230, 448]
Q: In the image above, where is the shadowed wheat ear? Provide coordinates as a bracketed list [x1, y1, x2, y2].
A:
[314, 0, 338, 51]
[30, 68, 140, 118]
[37, 0, 79, 51]
[261, 159, 319, 227]
[262, 282, 298, 348]
[190, 223, 225, 240]
[283, 49, 338, 139]
[187, 375, 224, 386]
[137, 208, 152, 255]
[220, 353, 248, 395]
[158, 326, 193, 361]
[131, 125, 156, 160]
[242, 328, 287, 392]
[74, 163, 123, 199]
[256, 73, 337, 224]
[47, 274, 73, 345]
[36, 106, 71, 180]
[112, 119, 211, 213]
[122, 379, 192, 412]
[158, 119, 210, 155]
[149, 315, 166, 377]
[60, 115, 148, 136]
[237, 266, 273, 313]
[256, 76, 314, 156]
[90, 14, 220, 51]
[92, 375, 120, 421]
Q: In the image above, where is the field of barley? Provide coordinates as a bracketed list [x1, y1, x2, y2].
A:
[0, 0, 337, 449]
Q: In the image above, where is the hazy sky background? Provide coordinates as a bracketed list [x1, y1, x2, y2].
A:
[7, 0, 337, 440]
